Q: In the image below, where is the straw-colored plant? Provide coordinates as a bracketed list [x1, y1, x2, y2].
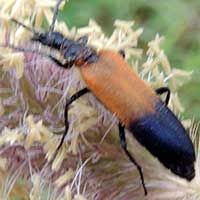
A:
[0, 0, 199, 199]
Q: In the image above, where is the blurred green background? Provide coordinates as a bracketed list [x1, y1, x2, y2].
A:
[59, 0, 200, 120]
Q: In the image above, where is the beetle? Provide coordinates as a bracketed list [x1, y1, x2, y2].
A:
[11, 0, 195, 195]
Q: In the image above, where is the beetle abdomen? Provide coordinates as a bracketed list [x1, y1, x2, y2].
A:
[129, 100, 195, 180]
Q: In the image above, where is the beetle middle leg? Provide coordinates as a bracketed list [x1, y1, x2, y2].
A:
[53, 87, 90, 159]
[118, 123, 147, 195]
[155, 87, 170, 105]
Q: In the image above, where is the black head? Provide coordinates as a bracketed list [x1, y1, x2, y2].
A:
[31, 28, 98, 65]
[11, 0, 99, 67]
[11, 18, 67, 50]
[31, 31, 66, 49]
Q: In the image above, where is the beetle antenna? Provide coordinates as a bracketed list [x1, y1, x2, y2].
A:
[49, 0, 65, 33]
[11, 18, 38, 35]
[0, 43, 53, 58]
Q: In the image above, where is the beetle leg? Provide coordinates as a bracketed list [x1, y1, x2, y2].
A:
[49, 55, 74, 69]
[118, 50, 125, 58]
[52, 88, 90, 159]
[155, 87, 170, 105]
[118, 123, 147, 195]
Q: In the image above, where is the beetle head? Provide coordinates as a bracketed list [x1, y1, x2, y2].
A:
[31, 31, 65, 49]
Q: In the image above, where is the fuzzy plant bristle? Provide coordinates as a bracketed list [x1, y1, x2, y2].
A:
[0, 0, 199, 199]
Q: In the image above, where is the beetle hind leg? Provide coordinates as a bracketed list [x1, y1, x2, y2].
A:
[118, 123, 147, 195]
[156, 87, 170, 105]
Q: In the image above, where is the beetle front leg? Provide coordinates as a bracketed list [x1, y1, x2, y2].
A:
[49, 55, 74, 69]
[118, 123, 147, 195]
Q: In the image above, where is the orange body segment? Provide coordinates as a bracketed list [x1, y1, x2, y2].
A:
[80, 50, 158, 126]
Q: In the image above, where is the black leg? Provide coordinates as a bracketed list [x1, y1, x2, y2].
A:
[118, 49, 125, 59]
[118, 123, 147, 195]
[49, 55, 74, 69]
[52, 88, 90, 160]
[155, 87, 170, 105]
